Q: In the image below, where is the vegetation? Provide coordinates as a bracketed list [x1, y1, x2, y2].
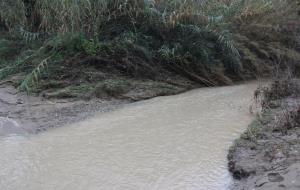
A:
[0, 0, 299, 96]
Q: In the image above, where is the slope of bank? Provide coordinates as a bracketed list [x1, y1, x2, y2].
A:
[228, 79, 300, 190]
[0, 73, 193, 135]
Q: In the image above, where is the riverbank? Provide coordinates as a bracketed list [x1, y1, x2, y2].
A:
[1, 1, 299, 98]
[0, 73, 193, 135]
[0, 83, 126, 135]
[228, 78, 300, 190]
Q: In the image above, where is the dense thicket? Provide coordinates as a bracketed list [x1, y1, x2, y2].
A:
[0, 0, 299, 94]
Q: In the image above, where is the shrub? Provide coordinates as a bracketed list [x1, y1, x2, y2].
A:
[0, 0, 298, 93]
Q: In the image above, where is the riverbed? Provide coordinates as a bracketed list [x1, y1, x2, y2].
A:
[0, 82, 258, 190]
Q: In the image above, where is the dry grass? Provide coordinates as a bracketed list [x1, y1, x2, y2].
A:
[1, 0, 295, 34]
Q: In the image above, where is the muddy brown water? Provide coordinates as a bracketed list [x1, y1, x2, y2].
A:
[0, 83, 259, 190]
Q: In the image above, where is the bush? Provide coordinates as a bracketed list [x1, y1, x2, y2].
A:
[0, 0, 299, 93]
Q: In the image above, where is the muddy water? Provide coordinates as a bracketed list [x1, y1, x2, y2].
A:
[0, 83, 258, 190]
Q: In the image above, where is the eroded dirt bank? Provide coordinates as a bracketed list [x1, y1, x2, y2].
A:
[228, 80, 300, 190]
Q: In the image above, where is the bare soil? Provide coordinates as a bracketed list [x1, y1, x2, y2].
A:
[228, 96, 300, 190]
[0, 83, 128, 136]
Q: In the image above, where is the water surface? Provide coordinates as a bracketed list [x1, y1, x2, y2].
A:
[0, 83, 258, 190]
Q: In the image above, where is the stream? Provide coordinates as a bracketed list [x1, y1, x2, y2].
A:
[0, 82, 258, 190]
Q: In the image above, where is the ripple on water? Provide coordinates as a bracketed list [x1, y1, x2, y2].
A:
[0, 82, 258, 190]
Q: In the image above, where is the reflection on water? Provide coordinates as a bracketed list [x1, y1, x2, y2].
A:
[0, 83, 258, 190]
